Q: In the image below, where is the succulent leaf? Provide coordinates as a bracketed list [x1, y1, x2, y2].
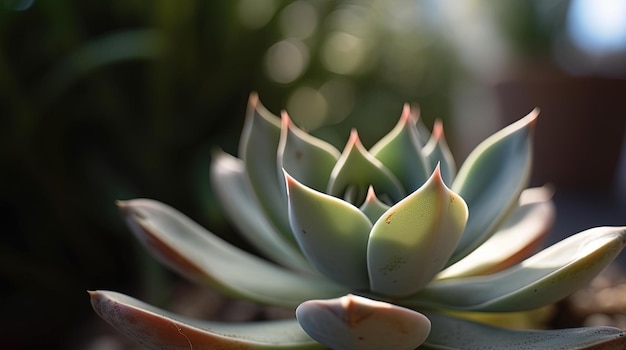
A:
[408, 226, 626, 312]
[449, 110, 538, 265]
[210, 150, 317, 274]
[359, 186, 391, 223]
[285, 172, 372, 290]
[239, 93, 294, 244]
[437, 186, 555, 279]
[421, 120, 456, 186]
[367, 166, 469, 297]
[118, 199, 347, 307]
[369, 104, 430, 192]
[90, 290, 325, 350]
[296, 294, 431, 350]
[327, 129, 406, 205]
[277, 111, 341, 193]
[422, 312, 626, 350]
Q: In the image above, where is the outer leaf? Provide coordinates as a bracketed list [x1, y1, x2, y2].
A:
[436, 186, 555, 279]
[367, 166, 469, 297]
[211, 150, 316, 274]
[449, 110, 538, 265]
[296, 294, 430, 350]
[327, 130, 406, 205]
[359, 186, 390, 223]
[277, 111, 340, 193]
[90, 290, 324, 350]
[239, 93, 294, 244]
[286, 172, 372, 290]
[118, 199, 347, 307]
[421, 120, 456, 186]
[406, 226, 626, 312]
[421, 312, 626, 350]
[369, 104, 430, 192]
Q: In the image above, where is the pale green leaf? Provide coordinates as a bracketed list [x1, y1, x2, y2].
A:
[407, 226, 626, 312]
[90, 290, 324, 350]
[296, 294, 430, 350]
[449, 110, 538, 265]
[421, 120, 456, 186]
[359, 186, 391, 223]
[420, 312, 626, 350]
[277, 112, 340, 193]
[210, 150, 317, 274]
[437, 186, 555, 279]
[367, 166, 469, 297]
[327, 130, 406, 205]
[369, 104, 430, 192]
[286, 172, 372, 290]
[118, 199, 347, 307]
[239, 93, 294, 244]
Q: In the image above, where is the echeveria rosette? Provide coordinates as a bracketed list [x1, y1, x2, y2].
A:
[91, 93, 626, 350]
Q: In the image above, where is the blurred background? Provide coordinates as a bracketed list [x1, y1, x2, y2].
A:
[1, 0, 625, 348]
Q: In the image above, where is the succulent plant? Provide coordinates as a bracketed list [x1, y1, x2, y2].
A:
[91, 93, 626, 349]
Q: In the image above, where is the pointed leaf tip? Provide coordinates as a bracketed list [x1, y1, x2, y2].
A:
[449, 109, 538, 265]
[368, 166, 468, 297]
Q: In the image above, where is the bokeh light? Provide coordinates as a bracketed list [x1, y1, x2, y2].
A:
[279, 0, 319, 39]
[265, 39, 309, 84]
[567, 0, 626, 55]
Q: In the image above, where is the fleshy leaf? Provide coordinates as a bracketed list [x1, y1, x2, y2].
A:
[369, 104, 430, 192]
[407, 226, 626, 312]
[449, 110, 538, 265]
[118, 199, 347, 307]
[277, 111, 340, 193]
[421, 312, 626, 350]
[239, 93, 294, 244]
[437, 186, 555, 279]
[421, 120, 456, 186]
[367, 166, 469, 297]
[286, 172, 372, 290]
[359, 186, 391, 223]
[90, 290, 324, 350]
[327, 130, 406, 205]
[296, 294, 430, 350]
[210, 150, 317, 274]
[414, 106, 431, 145]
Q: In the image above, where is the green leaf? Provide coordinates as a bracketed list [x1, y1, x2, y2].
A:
[296, 294, 430, 350]
[421, 312, 626, 350]
[369, 104, 430, 192]
[407, 226, 626, 312]
[449, 110, 538, 265]
[359, 186, 391, 223]
[421, 120, 456, 186]
[210, 150, 317, 274]
[239, 93, 294, 244]
[286, 172, 372, 290]
[118, 199, 347, 307]
[436, 186, 555, 279]
[367, 166, 468, 297]
[327, 130, 406, 205]
[277, 112, 340, 193]
[90, 290, 325, 350]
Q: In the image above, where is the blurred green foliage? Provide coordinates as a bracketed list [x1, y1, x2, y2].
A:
[0, 0, 461, 348]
